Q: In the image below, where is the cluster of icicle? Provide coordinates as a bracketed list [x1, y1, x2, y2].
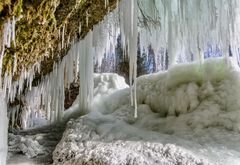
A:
[139, 0, 240, 65]
[0, 16, 43, 104]
[5, 0, 240, 126]
[0, 17, 16, 100]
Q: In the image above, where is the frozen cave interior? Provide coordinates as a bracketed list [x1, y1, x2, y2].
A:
[2, 0, 240, 164]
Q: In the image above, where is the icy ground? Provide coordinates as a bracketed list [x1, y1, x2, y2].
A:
[7, 124, 65, 165]
[53, 58, 240, 165]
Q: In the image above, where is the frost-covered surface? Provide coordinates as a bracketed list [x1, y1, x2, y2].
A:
[53, 114, 206, 165]
[53, 58, 240, 164]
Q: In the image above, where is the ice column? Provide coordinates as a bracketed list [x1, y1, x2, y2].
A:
[0, 91, 8, 165]
[79, 31, 94, 114]
[120, 0, 138, 118]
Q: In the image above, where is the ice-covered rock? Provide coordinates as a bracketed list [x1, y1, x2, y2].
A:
[53, 115, 207, 165]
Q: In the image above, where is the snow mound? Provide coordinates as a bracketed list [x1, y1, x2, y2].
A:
[63, 73, 129, 122]
[54, 57, 240, 164]
[137, 57, 240, 131]
[93, 73, 129, 97]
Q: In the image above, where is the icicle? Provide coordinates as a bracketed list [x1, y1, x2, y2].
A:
[19, 40, 81, 125]
[105, 0, 109, 8]
[117, 0, 119, 9]
[79, 22, 82, 35]
[0, 17, 15, 91]
[86, 11, 89, 27]
[7, 19, 12, 48]
[12, 16, 16, 47]
[136, 0, 240, 66]
[13, 53, 17, 74]
[61, 25, 65, 49]
[120, 0, 138, 118]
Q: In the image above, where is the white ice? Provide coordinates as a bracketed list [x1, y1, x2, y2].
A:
[53, 57, 240, 164]
[0, 91, 8, 165]
[62, 73, 129, 123]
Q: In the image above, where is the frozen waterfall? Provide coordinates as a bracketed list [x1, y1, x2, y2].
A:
[3, 0, 240, 129]
[3, 0, 240, 164]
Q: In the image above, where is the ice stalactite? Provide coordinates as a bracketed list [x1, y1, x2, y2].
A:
[61, 25, 65, 50]
[0, 91, 8, 165]
[86, 11, 89, 27]
[93, 9, 119, 68]
[17, 37, 86, 127]
[18, 8, 122, 124]
[138, 0, 240, 66]
[0, 16, 44, 110]
[23, 43, 79, 125]
[22, 32, 92, 125]
[105, 0, 109, 8]
[2, 62, 41, 103]
[78, 32, 94, 114]
[0, 17, 16, 88]
[119, 0, 139, 117]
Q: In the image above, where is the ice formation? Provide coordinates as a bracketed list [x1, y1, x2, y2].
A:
[2, 1, 240, 164]
[41, 0, 240, 118]
[3, 0, 240, 128]
[62, 73, 129, 123]
[3, 0, 240, 163]
[137, 58, 240, 117]
[0, 91, 8, 165]
[53, 58, 240, 164]
[138, 0, 240, 64]
[78, 32, 94, 114]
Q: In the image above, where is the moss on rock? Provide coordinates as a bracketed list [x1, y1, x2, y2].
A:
[0, 0, 118, 82]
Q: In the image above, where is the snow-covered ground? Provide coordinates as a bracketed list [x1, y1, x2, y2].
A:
[53, 57, 240, 164]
